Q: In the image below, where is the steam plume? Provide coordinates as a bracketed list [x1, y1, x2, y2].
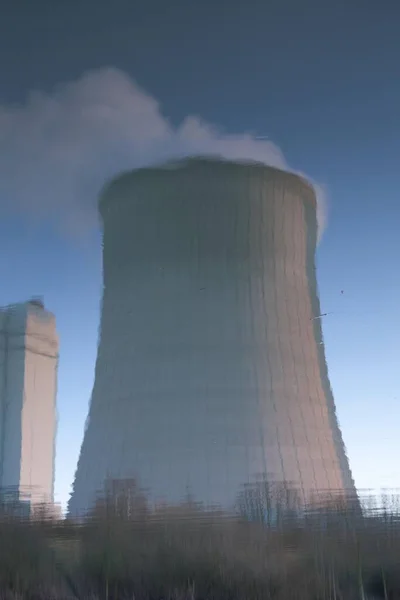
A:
[0, 67, 326, 239]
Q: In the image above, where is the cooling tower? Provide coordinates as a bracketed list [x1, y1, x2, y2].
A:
[69, 157, 355, 517]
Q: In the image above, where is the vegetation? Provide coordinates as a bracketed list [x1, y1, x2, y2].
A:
[0, 488, 399, 600]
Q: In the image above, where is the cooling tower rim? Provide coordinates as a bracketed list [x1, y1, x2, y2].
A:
[98, 155, 316, 215]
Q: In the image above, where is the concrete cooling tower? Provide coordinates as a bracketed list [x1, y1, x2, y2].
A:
[69, 157, 355, 517]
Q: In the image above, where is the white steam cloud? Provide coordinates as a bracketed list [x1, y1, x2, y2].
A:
[0, 67, 326, 238]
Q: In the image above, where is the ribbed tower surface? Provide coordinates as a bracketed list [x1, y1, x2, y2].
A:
[69, 157, 355, 516]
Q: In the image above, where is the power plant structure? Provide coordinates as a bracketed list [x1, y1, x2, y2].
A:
[69, 157, 355, 517]
[0, 299, 58, 515]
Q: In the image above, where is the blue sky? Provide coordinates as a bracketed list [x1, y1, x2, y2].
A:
[0, 0, 399, 508]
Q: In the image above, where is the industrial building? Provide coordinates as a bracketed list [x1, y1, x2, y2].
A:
[69, 157, 355, 517]
[0, 299, 58, 513]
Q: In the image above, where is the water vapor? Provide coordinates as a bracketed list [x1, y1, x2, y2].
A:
[0, 67, 326, 239]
